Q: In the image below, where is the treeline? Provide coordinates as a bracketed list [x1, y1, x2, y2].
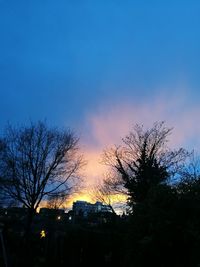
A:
[0, 121, 200, 266]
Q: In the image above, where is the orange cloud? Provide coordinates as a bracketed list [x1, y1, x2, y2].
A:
[72, 88, 200, 207]
[82, 148, 107, 184]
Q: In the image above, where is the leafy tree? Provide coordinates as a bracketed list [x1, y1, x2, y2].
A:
[103, 122, 187, 210]
[0, 121, 83, 230]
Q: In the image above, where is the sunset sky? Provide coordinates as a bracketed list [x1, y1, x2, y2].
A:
[1, 1, 200, 202]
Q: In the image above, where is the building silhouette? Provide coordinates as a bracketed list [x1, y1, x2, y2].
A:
[72, 201, 111, 217]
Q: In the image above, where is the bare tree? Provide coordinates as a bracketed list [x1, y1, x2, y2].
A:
[90, 172, 128, 215]
[179, 152, 200, 180]
[176, 152, 200, 194]
[46, 193, 68, 210]
[0, 121, 84, 230]
[90, 180, 116, 214]
[102, 122, 188, 209]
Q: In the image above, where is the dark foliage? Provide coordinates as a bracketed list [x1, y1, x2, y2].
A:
[103, 122, 188, 211]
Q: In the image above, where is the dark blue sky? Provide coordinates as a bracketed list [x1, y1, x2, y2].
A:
[0, 1, 200, 151]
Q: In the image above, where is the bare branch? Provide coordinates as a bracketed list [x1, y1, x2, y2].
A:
[0, 121, 84, 217]
[102, 121, 188, 209]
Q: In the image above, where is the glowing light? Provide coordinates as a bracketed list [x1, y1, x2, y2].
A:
[57, 216, 61, 220]
[67, 193, 93, 208]
[40, 230, 46, 238]
[108, 194, 127, 203]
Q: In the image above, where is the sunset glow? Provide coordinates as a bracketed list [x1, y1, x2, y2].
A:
[1, 0, 200, 212]
[1, 1, 200, 265]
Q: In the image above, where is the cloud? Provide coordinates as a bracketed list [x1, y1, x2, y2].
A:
[82, 148, 107, 185]
[81, 88, 200, 187]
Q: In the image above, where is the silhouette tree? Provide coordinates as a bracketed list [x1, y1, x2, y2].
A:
[91, 179, 117, 214]
[103, 122, 187, 210]
[0, 121, 83, 231]
[46, 193, 68, 209]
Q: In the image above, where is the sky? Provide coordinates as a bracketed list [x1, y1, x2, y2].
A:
[1, 1, 200, 201]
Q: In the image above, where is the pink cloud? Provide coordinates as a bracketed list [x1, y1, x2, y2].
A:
[81, 89, 200, 186]
[82, 147, 107, 184]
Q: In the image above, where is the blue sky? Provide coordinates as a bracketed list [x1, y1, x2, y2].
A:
[0, 1, 200, 157]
